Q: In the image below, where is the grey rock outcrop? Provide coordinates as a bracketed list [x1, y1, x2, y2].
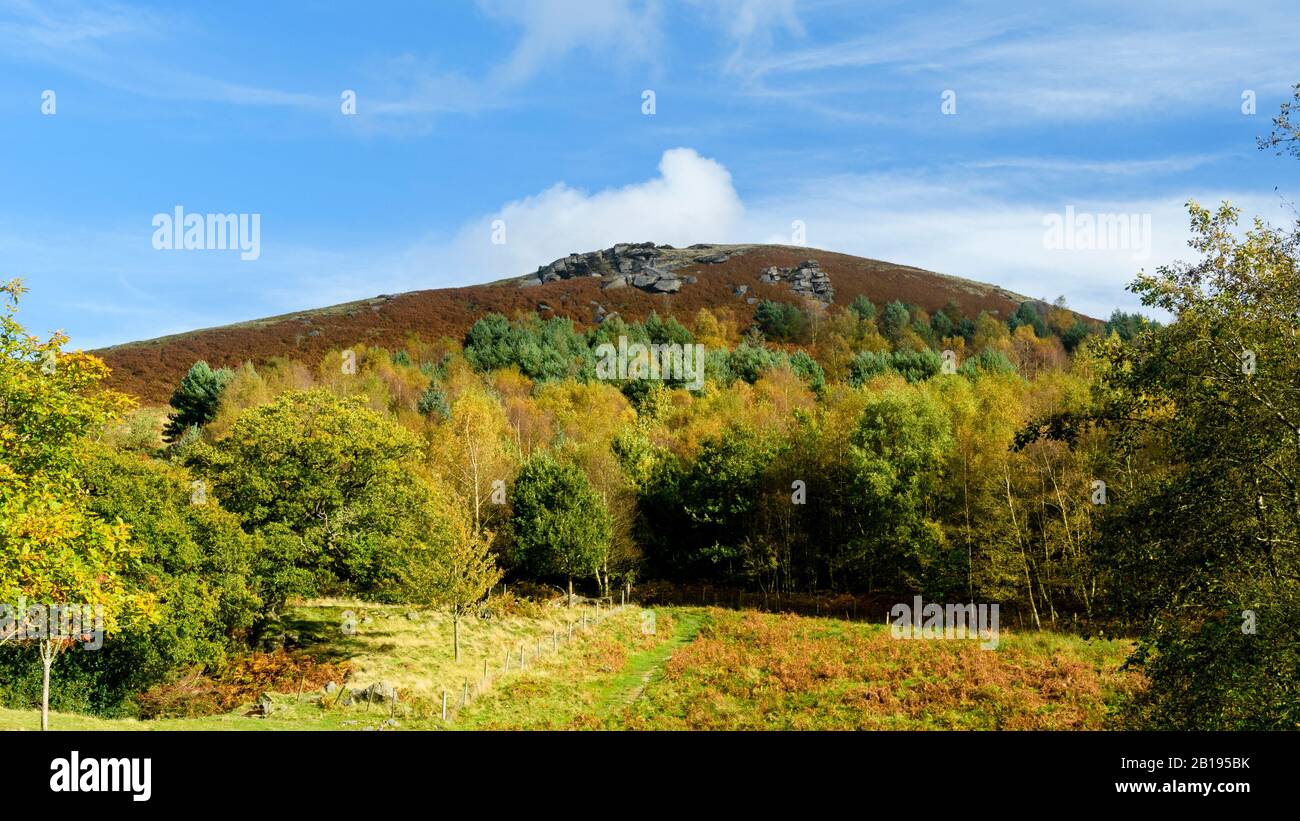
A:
[756, 259, 834, 304]
[520, 242, 747, 296]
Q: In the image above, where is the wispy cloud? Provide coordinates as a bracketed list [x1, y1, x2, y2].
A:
[724, 1, 1300, 122]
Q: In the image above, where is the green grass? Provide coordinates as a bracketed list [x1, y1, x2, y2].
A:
[0, 597, 637, 731]
[0, 603, 1140, 731]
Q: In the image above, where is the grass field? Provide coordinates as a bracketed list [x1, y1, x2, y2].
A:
[0, 603, 1140, 731]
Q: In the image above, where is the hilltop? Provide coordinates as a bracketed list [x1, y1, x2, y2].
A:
[92, 243, 1065, 404]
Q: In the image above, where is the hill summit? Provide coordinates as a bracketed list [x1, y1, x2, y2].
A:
[94, 243, 1048, 403]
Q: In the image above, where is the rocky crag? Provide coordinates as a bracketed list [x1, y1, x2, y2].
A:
[519, 242, 745, 294]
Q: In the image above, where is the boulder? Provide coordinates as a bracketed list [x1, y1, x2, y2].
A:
[357, 682, 396, 704]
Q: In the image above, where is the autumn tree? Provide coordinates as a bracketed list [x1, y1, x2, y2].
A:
[399, 487, 500, 660]
[0, 280, 139, 729]
[428, 387, 518, 539]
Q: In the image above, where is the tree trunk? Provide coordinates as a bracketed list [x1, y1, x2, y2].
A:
[568, 577, 574, 607]
[40, 638, 53, 732]
[453, 613, 461, 661]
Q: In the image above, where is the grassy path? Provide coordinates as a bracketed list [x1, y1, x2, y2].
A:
[602, 609, 706, 711]
[451, 607, 707, 729]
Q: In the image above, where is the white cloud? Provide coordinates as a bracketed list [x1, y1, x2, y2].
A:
[731, 2, 1300, 122]
[479, 0, 662, 87]
[741, 172, 1290, 320]
[441, 147, 745, 281]
[18, 147, 1294, 348]
[688, 0, 803, 72]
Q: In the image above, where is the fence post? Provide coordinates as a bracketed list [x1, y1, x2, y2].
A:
[441, 687, 447, 721]
[568, 622, 573, 641]
[463, 679, 468, 707]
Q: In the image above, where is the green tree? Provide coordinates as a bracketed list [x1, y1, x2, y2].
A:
[879, 300, 911, 344]
[849, 388, 954, 592]
[0, 280, 139, 729]
[163, 361, 234, 442]
[753, 300, 808, 341]
[184, 390, 439, 624]
[510, 452, 611, 603]
[848, 295, 876, 321]
[36, 444, 261, 714]
[1089, 202, 1300, 728]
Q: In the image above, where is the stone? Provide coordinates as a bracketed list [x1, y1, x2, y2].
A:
[733, 285, 750, 296]
[357, 681, 396, 704]
[323, 681, 338, 695]
[518, 242, 724, 295]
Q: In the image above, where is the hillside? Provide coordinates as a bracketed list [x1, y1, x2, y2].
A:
[92, 243, 1059, 404]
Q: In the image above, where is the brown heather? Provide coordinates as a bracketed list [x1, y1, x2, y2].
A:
[91, 246, 1054, 404]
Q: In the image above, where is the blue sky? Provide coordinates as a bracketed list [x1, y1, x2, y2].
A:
[2, 0, 1298, 348]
